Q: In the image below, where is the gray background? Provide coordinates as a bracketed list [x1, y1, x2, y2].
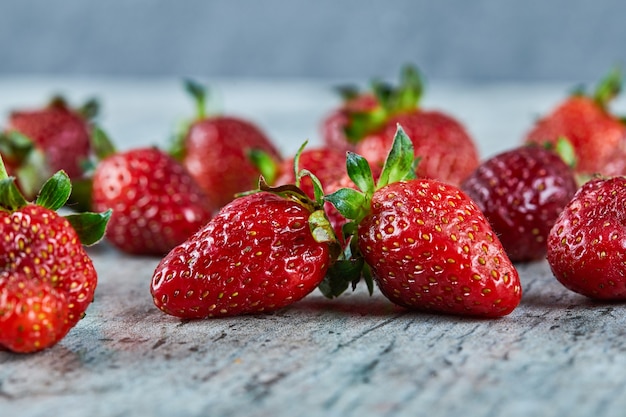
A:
[0, 0, 624, 82]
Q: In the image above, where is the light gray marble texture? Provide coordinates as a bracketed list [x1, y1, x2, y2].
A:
[1, 78, 626, 417]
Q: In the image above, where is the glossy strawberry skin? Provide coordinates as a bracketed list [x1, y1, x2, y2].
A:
[461, 146, 577, 262]
[524, 96, 626, 177]
[182, 117, 281, 210]
[151, 192, 331, 318]
[7, 102, 91, 179]
[274, 147, 347, 200]
[92, 148, 213, 255]
[356, 111, 480, 187]
[357, 179, 521, 317]
[0, 205, 97, 352]
[547, 177, 626, 299]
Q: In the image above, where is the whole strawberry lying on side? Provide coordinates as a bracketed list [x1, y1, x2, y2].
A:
[91, 135, 214, 256]
[547, 176, 626, 300]
[0, 156, 110, 353]
[171, 80, 282, 211]
[320, 65, 480, 187]
[151, 176, 339, 318]
[1, 96, 98, 199]
[325, 126, 522, 317]
[524, 69, 626, 179]
[461, 142, 578, 262]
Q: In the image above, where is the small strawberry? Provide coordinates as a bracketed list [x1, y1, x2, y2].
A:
[0, 156, 110, 353]
[547, 176, 626, 299]
[324, 126, 522, 317]
[319, 65, 480, 186]
[171, 80, 282, 211]
[274, 145, 347, 200]
[91, 139, 214, 256]
[461, 142, 578, 262]
[524, 69, 626, 179]
[150, 177, 339, 319]
[321, 87, 378, 152]
[1, 96, 98, 199]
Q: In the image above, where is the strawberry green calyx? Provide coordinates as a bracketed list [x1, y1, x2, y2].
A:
[344, 64, 425, 142]
[248, 148, 281, 186]
[0, 154, 110, 246]
[593, 67, 622, 109]
[320, 125, 417, 298]
[185, 79, 209, 120]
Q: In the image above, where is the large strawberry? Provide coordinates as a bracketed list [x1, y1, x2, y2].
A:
[151, 177, 339, 319]
[91, 140, 214, 256]
[0, 156, 110, 352]
[524, 69, 626, 179]
[319, 65, 480, 187]
[171, 80, 282, 211]
[324, 126, 522, 317]
[1, 96, 98, 199]
[461, 142, 578, 262]
[547, 176, 626, 300]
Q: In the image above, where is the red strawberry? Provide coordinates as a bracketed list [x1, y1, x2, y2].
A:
[274, 145, 347, 200]
[524, 69, 626, 179]
[461, 143, 578, 262]
[0, 159, 110, 352]
[92, 146, 214, 256]
[320, 65, 480, 187]
[325, 126, 522, 317]
[172, 80, 282, 210]
[321, 87, 378, 152]
[151, 182, 338, 318]
[1, 96, 97, 199]
[547, 176, 626, 299]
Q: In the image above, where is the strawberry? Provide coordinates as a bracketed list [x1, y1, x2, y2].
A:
[1, 96, 98, 199]
[91, 143, 214, 256]
[171, 80, 282, 211]
[150, 177, 338, 319]
[274, 145, 347, 200]
[320, 65, 480, 187]
[461, 142, 578, 262]
[324, 126, 522, 317]
[524, 69, 626, 179]
[0, 157, 110, 352]
[547, 176, 626, 299]
[321, 87, 378, 152]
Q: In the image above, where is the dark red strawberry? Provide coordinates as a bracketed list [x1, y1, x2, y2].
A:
[547, 176, 626, 299]
[325, 126, 521, 317]
[274, 145, 347, 200]
[1, 96, 98, 199]
[524, 69, 626, 179]
[172, 80, 282, 210]
[91, 146, 214, 256]
[0, 157, 110, 352]
[461, 143, 578, 262]
[321, 88, 378, 152]
[151, 180, 338, 319]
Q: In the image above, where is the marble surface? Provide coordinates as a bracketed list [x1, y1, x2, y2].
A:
[1, 77, 625, 417]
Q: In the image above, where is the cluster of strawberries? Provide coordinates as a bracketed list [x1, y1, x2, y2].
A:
[2, 65, 626, 353]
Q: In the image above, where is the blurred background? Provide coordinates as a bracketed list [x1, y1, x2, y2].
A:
[0, 0, 624, 83]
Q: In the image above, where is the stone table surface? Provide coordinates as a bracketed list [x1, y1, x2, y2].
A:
[1, 77, 626, 417]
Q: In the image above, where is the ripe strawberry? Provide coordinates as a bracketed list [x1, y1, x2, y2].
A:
[461, 143, 578, 262]
[524, 69, 626, 179]
[321, 87, 378, 152]
[171, 80, 282, 210]
[325, 126, 522, 317]
[151, 180, 338, 319]
[0, 158, 110, 352]
[547, 176, 626, 299]
[1, 96, 98, 199]
[274, 145, 347, 200]
[320, 65, 480, 187]
[92, 146, 214, 256]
